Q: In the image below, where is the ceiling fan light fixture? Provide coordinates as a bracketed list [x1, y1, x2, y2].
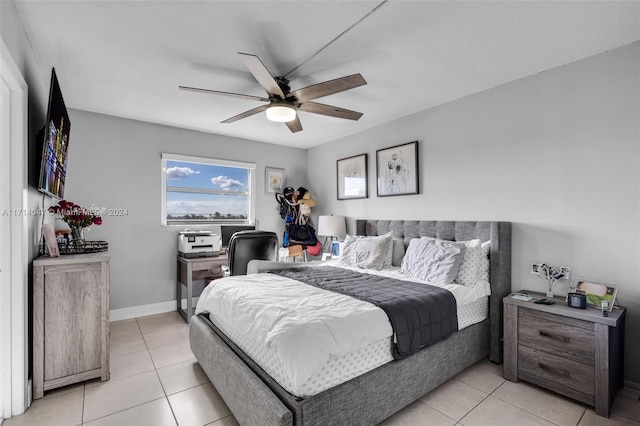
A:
[266, 103, 296, 123]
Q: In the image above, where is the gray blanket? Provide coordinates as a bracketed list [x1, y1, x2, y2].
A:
[272, 266, 458, 359]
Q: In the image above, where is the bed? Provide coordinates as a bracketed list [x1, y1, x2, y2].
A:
[189, 220, 512, 426]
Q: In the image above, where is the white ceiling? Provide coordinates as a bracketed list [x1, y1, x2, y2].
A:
[14, 1, 640, 149]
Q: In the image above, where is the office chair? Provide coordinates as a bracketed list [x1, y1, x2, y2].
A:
[225, 230, 279, 276]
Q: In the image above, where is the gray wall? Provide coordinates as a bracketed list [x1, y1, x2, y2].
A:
[307, 42, 640, 384]
[64, 111, 307, 309]
[1, 0, 51, 262]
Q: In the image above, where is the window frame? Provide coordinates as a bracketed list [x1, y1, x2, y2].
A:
[161, 153, 256, 227]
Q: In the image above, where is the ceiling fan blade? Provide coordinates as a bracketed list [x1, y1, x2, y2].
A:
[298, 102, 363, 121]
[238, 53, 286, 98]
[221, 105, 268, 124]
[179, 86, 269, 102]
[285, 116, 303, 133]
[289, 74, 366, 102]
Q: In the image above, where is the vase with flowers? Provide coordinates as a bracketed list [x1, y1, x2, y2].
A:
[48, 200, 103, 247]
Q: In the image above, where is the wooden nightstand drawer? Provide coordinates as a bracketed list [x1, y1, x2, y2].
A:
[518, 345, 594, 403]
[519, 309, 594, 365]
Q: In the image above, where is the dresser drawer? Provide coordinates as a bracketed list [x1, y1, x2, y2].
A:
[518, 309, 594, 365]
[518, 345, 595, 400]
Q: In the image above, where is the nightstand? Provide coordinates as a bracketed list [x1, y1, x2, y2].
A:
[503, 292, 625, 417]
[177, 254, 227, 322]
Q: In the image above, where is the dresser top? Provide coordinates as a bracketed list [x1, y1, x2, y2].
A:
[504, 291, 625, 327]
[34, 252, 110, 266]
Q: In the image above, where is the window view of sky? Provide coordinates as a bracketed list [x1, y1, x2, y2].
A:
[165, 160, 249, 219]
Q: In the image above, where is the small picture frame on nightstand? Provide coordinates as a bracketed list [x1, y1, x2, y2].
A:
[567, 277, 618, 311]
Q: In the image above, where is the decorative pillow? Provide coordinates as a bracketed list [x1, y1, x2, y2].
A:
[400, 239, 465, 284]
[339, 233, 392, 270]
[479, 240, 491, 282]
[422, 237, 482, 286]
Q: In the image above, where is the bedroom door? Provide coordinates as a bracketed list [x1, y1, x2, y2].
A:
[0, 38, 29, 419]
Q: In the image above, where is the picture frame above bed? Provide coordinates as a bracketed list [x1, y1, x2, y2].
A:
[336, 153, 368, 200]
[376, 140, 419, 197]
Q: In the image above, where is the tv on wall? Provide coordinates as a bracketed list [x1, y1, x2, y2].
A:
[38, 68, 70, 199]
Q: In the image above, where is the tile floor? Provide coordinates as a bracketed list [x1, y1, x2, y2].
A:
[4, 311, 639, 426]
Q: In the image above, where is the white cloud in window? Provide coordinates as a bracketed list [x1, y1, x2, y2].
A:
[167, 166, 200, 179]
[211, 175, 244, 190]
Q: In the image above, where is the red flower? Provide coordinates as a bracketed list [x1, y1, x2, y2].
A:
[48, 199, 103, 229]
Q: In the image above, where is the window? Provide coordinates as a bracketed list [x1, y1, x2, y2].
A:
[161, 153, 255, 226]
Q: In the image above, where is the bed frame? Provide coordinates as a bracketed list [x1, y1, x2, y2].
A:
[189, 220, 511, 426]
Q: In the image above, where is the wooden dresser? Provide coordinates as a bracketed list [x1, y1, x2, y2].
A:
[503, 292, 625, 417]
[33, 253, 110, 399]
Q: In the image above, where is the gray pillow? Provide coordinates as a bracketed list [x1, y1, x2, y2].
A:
[339, 233, 392, 271]
[400, 239, 466, 284]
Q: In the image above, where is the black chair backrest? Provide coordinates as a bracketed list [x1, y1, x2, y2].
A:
[227, 230, 279, 276]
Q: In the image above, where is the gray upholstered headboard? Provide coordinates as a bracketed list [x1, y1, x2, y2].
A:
[355, 220, 512, 364]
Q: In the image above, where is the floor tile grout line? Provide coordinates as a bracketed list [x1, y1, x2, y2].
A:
[489, 381, 588, 426]
[80, 383, 86, 425]
[81, 396, 168, 425]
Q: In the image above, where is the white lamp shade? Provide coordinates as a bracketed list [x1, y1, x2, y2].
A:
[317, 215, 346, 238]
[266, 104, 296, 122]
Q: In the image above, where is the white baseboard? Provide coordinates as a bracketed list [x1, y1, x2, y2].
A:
[110, 297, 199, 322]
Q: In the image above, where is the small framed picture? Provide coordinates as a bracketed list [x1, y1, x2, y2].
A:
[265, 167, 285, 194]
[376, 141, 419, 197]
[567, 278, 618, 311]
[331, 241, 343, 258]
[337, 154, 368, 200]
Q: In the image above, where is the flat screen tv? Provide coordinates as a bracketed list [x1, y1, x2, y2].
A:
[38, 68, 70, 199]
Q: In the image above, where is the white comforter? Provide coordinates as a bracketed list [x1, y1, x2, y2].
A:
[195, 264, 490, 389]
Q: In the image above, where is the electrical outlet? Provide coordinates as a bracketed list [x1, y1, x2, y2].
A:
[560, 266, 570, 280]
[531, 263, 541, 274]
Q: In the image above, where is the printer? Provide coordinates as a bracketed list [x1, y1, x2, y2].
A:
[178, 230, 221, 258]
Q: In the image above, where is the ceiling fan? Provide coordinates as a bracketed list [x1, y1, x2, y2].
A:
[179, 52, 367, 133]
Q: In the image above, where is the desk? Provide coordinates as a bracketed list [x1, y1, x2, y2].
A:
[177, 254, 227, 322]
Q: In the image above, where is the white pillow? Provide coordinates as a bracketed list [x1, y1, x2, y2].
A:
[400, 239, 465, 284]
[479, 240, 491, 282]
[422, 237, 482, 286]
[339, 233, 392, 271]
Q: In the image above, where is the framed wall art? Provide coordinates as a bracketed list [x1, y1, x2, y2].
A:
[567, 277, 618, 311]
[337, 153, 368, 200]
[376, 141, 419, 197]
[265, 167, 285, 194]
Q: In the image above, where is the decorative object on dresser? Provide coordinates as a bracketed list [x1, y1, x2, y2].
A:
[376, 141, 419, 197]
[532, 262, 569, 298]
[503, 292, 626, 417]
[567, 278, 618, 311]
[47, 199, 107, 254]
[32, 253, 110, 399]
[177, 254, 228, 323]
[336, 153, 368, 200]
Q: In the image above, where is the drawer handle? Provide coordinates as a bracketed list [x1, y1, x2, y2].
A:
[539, 330, 569, 343]
[538, 362, 570, 378]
